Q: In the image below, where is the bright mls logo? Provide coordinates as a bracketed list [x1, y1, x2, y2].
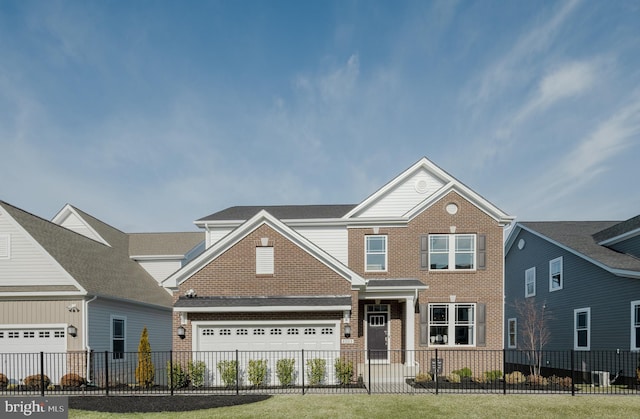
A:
[2, 397, 68, 418]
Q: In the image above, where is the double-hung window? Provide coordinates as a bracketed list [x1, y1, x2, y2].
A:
[112, 317, 126, 360]
[428, 303, 475, 346]
[525, 267, 536, 297]
[429, 234, 476, 270]
[549, 257, 563, 291]
[574, 308, 590, 350]
[507, 318, 517, 348]
[365, 235, 387, 272]
[632, 301, 640, 351]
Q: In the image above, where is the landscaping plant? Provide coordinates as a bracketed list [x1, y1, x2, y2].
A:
[248, 359, 268, 386]
[135, 326, 154, 388]
[306, 358, 326, 385]
[167, 362, 187, 389]
[217, 360, 238, 387]
[334, 358, 354, 386]
[188, 360, 207, 388]
[276, 358, 296, 386]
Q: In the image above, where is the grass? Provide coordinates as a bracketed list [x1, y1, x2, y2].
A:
[69, 394, 640, 419]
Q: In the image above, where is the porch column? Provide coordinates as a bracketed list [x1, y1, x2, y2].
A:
[405, 296, 415, 366]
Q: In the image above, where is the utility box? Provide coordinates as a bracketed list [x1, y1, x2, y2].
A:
[591, 371, 610, 387]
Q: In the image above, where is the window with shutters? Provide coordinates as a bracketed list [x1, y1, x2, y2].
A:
[419, 303, 480, 347]
[425, 234, 479, 270]
[256, 246, 274, 275]
[0, 234, 9, 259]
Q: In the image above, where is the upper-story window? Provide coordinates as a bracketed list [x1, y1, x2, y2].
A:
[632, 301, 640, 351]
[365, 235, 387, 272]
[549, 257, 563, 291]
[256, 246, 274, 275]
[525, 267, 536, 297]
[429, 234, 476, 270]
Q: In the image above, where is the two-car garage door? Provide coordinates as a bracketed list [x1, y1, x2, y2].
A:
[194, 321, 340, 386]
[0, 326, 67, 384]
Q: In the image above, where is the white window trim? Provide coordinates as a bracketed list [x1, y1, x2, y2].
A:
[574, 307, 590, 351]
[0, 234, 10, 259]
[549, 257, 563, 292]
[508, 318, 517, 349]
[111, 315, 127, 361]
[428, 234, 477, 271]
[365, 235, 387, 272]
[631, 300, 640, 351]
[525, 267, 536, 297]
[428, 303, 476, 347]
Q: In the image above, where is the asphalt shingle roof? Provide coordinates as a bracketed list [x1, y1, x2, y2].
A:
[174, 295, 352, 308]
[520, 221, 640, 273]
[129, 232, 204, 256]
[592, 215, 640, 243]
[197, 205, 357, 222]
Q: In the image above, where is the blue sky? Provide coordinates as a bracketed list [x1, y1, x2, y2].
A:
[1, 0, 639, 232]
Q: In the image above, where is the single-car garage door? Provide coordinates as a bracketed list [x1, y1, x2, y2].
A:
[194, 321, 340, 386]
[0, 326, 67, 384]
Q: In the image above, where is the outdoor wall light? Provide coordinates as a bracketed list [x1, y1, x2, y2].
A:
[67, 325, 78, 338]
[344, 324, 351, 338]
[177, 326, 186, 339]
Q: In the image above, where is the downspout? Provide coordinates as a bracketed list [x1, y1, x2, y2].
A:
[83, 296, 98, 383]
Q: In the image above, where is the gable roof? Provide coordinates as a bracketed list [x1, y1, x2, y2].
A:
[592, 214, 640, 245]
[506, 221, 640, 278]
[165, 209, 366, 289]
[129, 232, 204, 257]
[0, 201, 172, 307]
[196, 204, 357, 225]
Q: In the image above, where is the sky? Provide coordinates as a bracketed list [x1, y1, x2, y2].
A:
[1, 0, 639, 232]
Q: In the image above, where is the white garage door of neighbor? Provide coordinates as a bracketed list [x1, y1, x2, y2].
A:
[195, 322, 340, 386]
[0, 327, 67, 384]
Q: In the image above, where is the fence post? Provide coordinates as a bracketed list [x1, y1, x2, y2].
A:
[367, 349, 371, 395]
[434, 348, 439, 395]
[169, 350, 174, 396]
[40, 351, 45, 397]
[301, 349, 305, 395]
[235, 349, 239, 396]
[105, 351, 109, 396]
[570, 350, 575, 397]
[503, 349, 507, 395]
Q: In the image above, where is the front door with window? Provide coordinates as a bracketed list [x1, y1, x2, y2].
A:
[366, 305, 389, 362]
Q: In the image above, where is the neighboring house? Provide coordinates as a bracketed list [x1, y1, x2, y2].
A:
[0, 201, 203, 385]
[504, 216, 640, 360]
[163, 157, 514, 383]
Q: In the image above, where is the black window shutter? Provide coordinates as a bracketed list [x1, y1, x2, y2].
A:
[476, 303, 486, 347]
[420, 235, 429, 270]
[477, 234, 486, 270]
[419, 303, 428, 345]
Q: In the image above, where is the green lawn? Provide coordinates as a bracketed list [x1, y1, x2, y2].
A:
[69, 394, 640, 419]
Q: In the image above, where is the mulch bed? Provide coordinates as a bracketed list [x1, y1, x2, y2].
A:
[69, 395, 271, 413]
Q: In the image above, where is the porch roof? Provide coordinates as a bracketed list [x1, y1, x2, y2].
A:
[174, 295, 352, 312]
[366, 279, 427, 290]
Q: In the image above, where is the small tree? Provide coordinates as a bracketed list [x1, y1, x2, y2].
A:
[135, 327, 154, 388]
[513, 298, 551, 376]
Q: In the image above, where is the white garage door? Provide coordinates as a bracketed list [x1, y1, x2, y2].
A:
[0, 327, 67, 384]
[194, 321, 340, 386]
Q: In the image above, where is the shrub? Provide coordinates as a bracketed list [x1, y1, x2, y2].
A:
[23, 374, 50, 389]
[248, 359, 268, 386]
[6, 384, 18, 391]
[135, 327, 154, 388]
[276, 359, 296, 386]
[447, 372, 461, 383]
[188, 361, 207, 388]
[452, 367, 472, 378]
[505, 371, 526, 385]
[306, 358, 326, 385]
[415, 372, 432, 383]
[0, 373, 8, 388]
[484, 370, 503, 381]
[527, 374, 548, 386]
[472, 375, 488, 384]
[334, 358, 354, 386]
[217, 360, 238, 387]
[549, 375, 572, 387]
[167, 362, 188, 389]
[60, 373, 86, 388]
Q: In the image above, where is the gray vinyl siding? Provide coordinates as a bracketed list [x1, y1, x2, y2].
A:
[609, 236, 640, 258]
[505, 229, 640, 351]
[87, 298, 172, 354]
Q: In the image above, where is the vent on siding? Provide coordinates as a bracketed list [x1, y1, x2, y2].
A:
[256, 246, 274, 275]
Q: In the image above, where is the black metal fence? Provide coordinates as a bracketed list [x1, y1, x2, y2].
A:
[0, 349, 638, 396]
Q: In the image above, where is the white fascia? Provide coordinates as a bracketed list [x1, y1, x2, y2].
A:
[130, 254, 184, 261]
[175, 304, 352, 313]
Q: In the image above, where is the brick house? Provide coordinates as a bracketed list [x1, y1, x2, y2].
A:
[162, 157, 513, 382]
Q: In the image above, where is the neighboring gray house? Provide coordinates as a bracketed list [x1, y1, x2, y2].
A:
[504, 215, 640, 355]
[0, 201, 203, 385]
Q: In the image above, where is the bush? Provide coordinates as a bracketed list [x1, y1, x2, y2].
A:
[447, 372, 461, 383]
[188, 361, 207, 388]
[23, 374, 50, 389]
[484, 370, 503, 381]
[60, 373, 86, 388]
[472, 375, 488, 384]
[527, 374, 548, 386]
[334, 358, 354, 386]
[452, 367, 472, 378]
[167, 362, 188, 389]
[217, 360, 238, 387]
[0, 373, 8, 388]
[306, 358, 326, 385]
[248, 359, 268, 386]
[505, 371, 526, 385]
[549, 375, 572, 387]
[135, 327, 154, 388]
[276, 359, 296, 386]
[415, 372, 432, 383]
